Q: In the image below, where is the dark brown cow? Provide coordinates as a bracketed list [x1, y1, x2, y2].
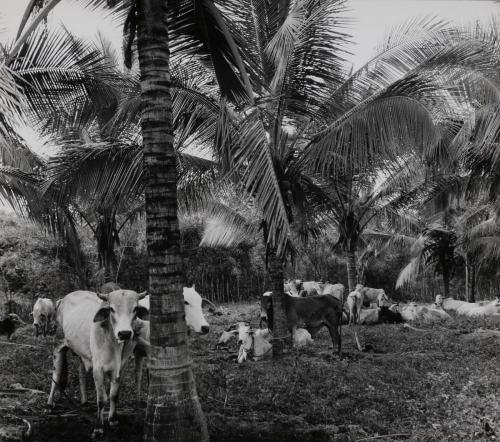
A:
[260, 292, 342, 355]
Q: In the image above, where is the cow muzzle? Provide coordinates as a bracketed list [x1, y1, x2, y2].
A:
[200, 325, 209, 335]
[117, 330, 132, 341]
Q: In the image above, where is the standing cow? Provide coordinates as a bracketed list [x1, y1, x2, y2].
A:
[346, 284, 364, 325]
[360, 287, 390, 307]
[48, 289, 148, 436]
[32, 297, 56, 337]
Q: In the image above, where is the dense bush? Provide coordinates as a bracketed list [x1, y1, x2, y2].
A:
[0, 210, 489, 313]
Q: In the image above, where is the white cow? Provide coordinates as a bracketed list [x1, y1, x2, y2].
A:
[32, 297, 56, 337]
[360, 287, 390, 307]
[455, 298, 500, 317]
[397, 302, 452, 323]
[322, 283, 345, 301]
[346, 284, 364, 325]
[284, 280, 301, 296]
[48, 289, 148, 436]
[301, 281, 324, 296]
[229, 322, 312, 363]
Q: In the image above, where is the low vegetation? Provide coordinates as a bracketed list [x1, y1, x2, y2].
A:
[1, 302, 499, 441]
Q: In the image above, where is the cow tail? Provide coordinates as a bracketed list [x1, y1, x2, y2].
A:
[53, 344, 69, 392]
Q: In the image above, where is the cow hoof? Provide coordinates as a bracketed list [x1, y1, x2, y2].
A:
[91, 428, 104, 439]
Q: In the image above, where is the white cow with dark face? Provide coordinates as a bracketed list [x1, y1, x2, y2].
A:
[48, 289, 148, 436]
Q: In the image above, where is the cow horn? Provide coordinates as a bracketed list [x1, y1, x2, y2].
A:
[137, 291, 148, 300]
[96, 292, 108, 301]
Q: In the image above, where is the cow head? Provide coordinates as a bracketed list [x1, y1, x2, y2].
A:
[94, 290, 149, 342]
[435, 294, 444, 307]
[184, 286, 210, 334]
[377, 290, 391, 307]
[355, 284, 364, 292]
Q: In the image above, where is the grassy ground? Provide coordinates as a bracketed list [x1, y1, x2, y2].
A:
[1, 302, 500, 441]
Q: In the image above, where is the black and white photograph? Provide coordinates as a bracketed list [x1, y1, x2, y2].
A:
[0, 0, 500, 440]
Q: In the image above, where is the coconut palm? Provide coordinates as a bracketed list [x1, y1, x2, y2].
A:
[15, 0, 256, 439]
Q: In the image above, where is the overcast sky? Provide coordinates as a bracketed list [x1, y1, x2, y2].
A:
[1, 0, 498, 70]
[0, 0, 498, 158]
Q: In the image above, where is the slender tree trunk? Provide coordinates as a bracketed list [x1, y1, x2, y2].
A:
[467, 261, 476, 303]
[442, 265, 450, 299]
[268, 247, 290, 357]
[137, 1, 208, 440]
[346, 248, 357, 293]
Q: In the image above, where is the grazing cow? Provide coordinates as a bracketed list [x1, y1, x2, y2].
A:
[260, 292, 342, 355]
[48, 289, 148, 436]
[360, 287, 390, 307]
[322, 283, 345, 301]
[359, 306, 403, 325]
[32, 297, 56, 337]
[346, 285, 364, 325]
[0, 313, 24, 339]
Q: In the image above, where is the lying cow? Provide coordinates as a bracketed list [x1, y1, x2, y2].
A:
[346, 285, 364, 325]
[360, 287, 390, 307]
[301, 281, 324, 296]
[48, 289, 149, 435]
[284, 280, 301, 297]
[0, 313, 24, 339]
[32, 297, 56, 337]
[358, 306, 403, 325]
[455, 298, 500, 317]
[322, 283, 345, 301]
[397, 302, 452, 323]
[260, 291, 342, 355]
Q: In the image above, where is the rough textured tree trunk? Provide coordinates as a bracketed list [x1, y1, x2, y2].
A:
[137, 1, 208, 440]
[268, 248, 290, 357]
[466, 261, 476, 303]
[346, 248, 357, 293]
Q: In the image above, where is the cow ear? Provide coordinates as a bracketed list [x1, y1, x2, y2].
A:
[93, 307, 111, 322]
[135, 306, 149, 320]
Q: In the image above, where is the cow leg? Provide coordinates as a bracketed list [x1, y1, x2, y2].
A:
[48, 344, 69, 406]
[78, 360, 88, 405]
[92, 367, 107, 437]
[327, 323, 341, 356]
[108, 376, 120, 427]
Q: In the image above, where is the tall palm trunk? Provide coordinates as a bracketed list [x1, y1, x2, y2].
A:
[268, 247, 290, 357]
[466, 258, 476, 303]
[137, 1, 208, 440]
[346, 248, 357, 293]
[442, 264, 451, 299]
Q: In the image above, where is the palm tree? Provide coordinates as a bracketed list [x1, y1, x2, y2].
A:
[16, 0, 255, 439]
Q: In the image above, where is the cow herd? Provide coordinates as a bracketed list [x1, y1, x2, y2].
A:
[1, 279, 500, 436]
